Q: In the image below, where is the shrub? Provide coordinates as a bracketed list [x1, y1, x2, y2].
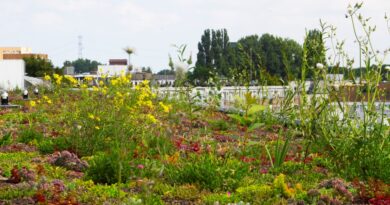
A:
[0, 132, 12, 146]
[85, 152, 132, 184]
[165, 154, 249, 191]
[236, 184, 273, 202]
[18, 129, 43, 144]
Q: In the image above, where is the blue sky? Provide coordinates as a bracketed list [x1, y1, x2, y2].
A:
[1, 0, 389, 71]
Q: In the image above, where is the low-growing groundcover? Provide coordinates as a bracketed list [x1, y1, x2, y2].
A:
[0, 73, 388, 204]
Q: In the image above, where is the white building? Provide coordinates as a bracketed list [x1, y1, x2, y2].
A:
[97, 65, 128, 76]
[0, 60, 25, 90]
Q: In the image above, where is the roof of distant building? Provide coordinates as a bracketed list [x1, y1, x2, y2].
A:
[109, 59, 127, 65]
[153, 74, 175, 80]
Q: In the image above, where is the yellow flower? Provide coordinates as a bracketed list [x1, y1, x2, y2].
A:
[85, 76, 93, 82]
[95, 126, 100, 130]
[99, 80, 104, 86]
[146, 114, 157, 123]
[53, 74, 63, 85]
[88, 113, 95, 120]
[65, 75, 78, 85]
[159, 102, 171, 113]
[42, 95, 52, 104]
[44, 75, 51, 81]
[92, 86, 99, 92]
[111, 79, 118, 86]
[30, 100, 36, 107]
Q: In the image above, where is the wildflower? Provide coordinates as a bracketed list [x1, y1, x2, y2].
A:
[76, 125, 82, 130]
[64, 75, 77, 85]
[110, 79, 118, 86]
[137, 164, 144, 169]
[88, 113, 95, 120]
[159, 102, 171, 113]
[99, 80, 104, 86]
[53, 74, 63, 85]
[30, 100, 36, 107]
[227, 192, 231, 198]
[43, 95, 52, 104]
[95, 126, 100, 130]
[92, 86, 99, 92]
[85, 76, 93, 82]
[146, 114, 157, 123]
[44, 75, 51, 81]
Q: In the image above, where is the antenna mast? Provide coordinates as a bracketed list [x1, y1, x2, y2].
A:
[78, 35, 83, 59]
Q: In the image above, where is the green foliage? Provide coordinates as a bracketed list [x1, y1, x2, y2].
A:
[85, 151, 133, 184]
[63, 58, 101, 73]
[37, 137, 72, 154]
[191, 30, 303, 85]
[157, 69, 175, 75]
[0, 183, 35, 200]
[0, 132, 13, 146]
[303, 29, 327, 78]
[228, 92, 265, 130]
[265, 137, 290, 168]
[18, 129, 43, 144]
[209, 119, 229, 131]
[236, 184, 273, 202]
[165, 154, 250, 191]
[24, 57, 55, 77]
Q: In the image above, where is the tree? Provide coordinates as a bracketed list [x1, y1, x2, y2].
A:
[191, 29, 231, 85]
[141, 66, 152, 73]
[303, 29, 327, 78]
[24, 57, 55, 77]
[157, 69, 175, 75]
[63, 59, 101, 73]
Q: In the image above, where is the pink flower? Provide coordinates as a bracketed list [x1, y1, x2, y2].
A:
[137, 164, 144, 169]
[227, 192, 231, 197]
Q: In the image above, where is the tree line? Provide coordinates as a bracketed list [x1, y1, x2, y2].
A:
[187, 28, 327, 86]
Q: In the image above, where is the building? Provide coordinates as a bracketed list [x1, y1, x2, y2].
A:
[153, 74, 175, 86]
[0, 60, 25, 90]
[98, 59, 129, 76]
[0, 47, 48, 60]
[132, 72, 152, 85]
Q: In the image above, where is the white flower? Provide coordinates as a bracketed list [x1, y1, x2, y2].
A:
[385, 66, 390, 71]
[316, 63, 324, 69]
[77, 125, 82, 130]
[174, 61, 189, 72]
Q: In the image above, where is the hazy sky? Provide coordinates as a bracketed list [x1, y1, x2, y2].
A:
[1, 0, 389, 71]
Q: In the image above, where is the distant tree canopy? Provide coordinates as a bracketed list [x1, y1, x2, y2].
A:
[141, 66, 152, 73]
[63, 58, 101, 73]
[157, 69, 175, 75]
[24, 57, 56, 77]
[189, 29, 303, 85]
[302, 29, 327, 78]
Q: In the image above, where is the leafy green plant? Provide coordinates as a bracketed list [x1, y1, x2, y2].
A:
[0, 132, 12, 146]
[165, 154, 249, 191]
[18, 129, 43, 144]
[85, 152, 133, 184]
[228, 92, 265, 131]
[265, 136, 290, 168]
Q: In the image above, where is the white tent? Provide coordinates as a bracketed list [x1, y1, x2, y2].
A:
[0, 60, 25, 91]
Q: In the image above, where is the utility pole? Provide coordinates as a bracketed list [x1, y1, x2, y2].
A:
[78, 35, 83, 59]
